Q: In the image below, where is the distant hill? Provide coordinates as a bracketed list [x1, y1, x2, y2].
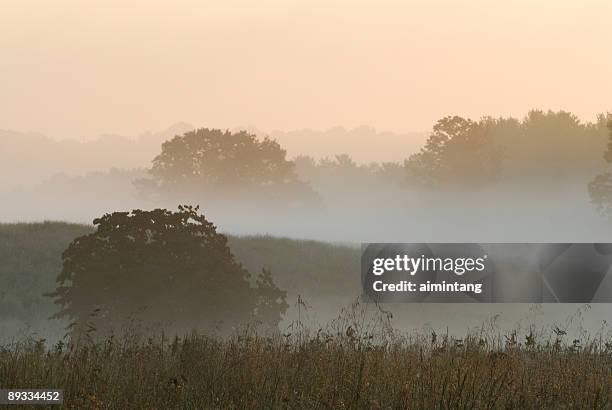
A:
[0, 123, 194, 190]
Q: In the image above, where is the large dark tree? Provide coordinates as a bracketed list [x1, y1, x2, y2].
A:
[136, 129, 314, 202]
[405, 116, 502, 186]
[48, 205, 288, 337]
[589, 116, 612, 215]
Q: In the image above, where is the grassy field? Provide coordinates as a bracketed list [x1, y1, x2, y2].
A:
[0, 222, 92, 340]
[1, 315, 611, 409]
[1, 222, 611, 408]
[0, 222, 91, 322]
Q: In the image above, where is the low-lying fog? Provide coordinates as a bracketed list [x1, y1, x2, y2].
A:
[2, 177, 611, 342]
[1, 122, 612, 343]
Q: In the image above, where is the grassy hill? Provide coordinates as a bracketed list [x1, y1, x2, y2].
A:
[0, 223, 92, 333]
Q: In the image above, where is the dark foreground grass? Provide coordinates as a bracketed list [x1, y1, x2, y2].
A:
[1, 319, 611, 410]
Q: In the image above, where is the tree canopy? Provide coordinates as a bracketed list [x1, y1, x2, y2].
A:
[403, 111, 608, 188]
[589, 116, 612, 215]
[48, 205, 288, 337]
[489, 110, 606, 180]
[138, 129, 304, 195]
[405, 116, 502, 186]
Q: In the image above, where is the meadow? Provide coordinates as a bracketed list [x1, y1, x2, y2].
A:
[1, 223, 611, 408]
[1, 311, 611, 409]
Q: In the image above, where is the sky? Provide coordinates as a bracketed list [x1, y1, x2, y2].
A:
[1, 0, 611, 139]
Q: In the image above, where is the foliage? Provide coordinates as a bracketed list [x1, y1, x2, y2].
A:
[48, 207, 288, 337]
[402, 111, 609, 188]
[493, 110, 607, 180]
[294, 154, 405, 198]
[589, 115, 612, 215]
[405, 116, 503, 186]
[1, 223, 359, 340]
[136, 128, 316, 203]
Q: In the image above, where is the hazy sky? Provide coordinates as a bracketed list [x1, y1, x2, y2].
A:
[2, 0, 611, 139]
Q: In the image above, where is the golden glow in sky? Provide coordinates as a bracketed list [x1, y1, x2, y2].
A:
[1, 0, 611, 138]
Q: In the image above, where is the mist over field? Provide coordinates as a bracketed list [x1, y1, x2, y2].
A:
[2, 2, 612, 406]
[1, 114, 611, 244]
[1, 112, 610, 241]
[2, 110, 612, 345]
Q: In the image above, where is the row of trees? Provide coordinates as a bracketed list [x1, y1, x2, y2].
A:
[407, 111, 611, 187]
[133, 110, 611, 201]
[589, 117, 612, 215]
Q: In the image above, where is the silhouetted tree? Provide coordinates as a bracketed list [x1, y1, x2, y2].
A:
[405, 116, 502, 186]
[136, 129, 315, 203]
[48, 205, 288, 338]
[589, 115, 612, 215]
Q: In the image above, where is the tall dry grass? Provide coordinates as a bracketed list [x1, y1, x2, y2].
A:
[1, 302, 611, 409]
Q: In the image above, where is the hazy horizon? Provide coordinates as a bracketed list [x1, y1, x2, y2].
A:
[2, 0, 611, 140]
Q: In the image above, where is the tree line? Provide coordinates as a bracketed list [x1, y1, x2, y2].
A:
[134, 110, 610, 201]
